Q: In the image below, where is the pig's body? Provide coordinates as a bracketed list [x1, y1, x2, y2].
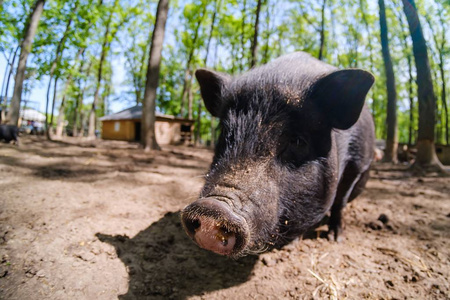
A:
[181, 52, 375, 257]
[0, 125, 19, 145]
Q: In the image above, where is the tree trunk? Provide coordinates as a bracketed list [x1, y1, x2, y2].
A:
[359, 0, 377, 124]
[439, 55, 448, 145]
[88, 2, 115, 139]
[250, 0, 263, 68]
[7, 0, 45, 126]
[54, 48, 84, 138]
[80, 111, 86, 137]
[1, 46, 20, 123]
[74, 61, 92, 137]
[401, 0, 445, 173]
[188, 77, 193, 120]
[1, 49, 13, 102]
[179, 4, 207, 117]
[407, 54, 415, 146]
[49, 76, 58, 136]
[204, 0, 219, 67]
[138, 31, 152, 104]
[45, 5, 75, 139]
[426, 13, 448, 145]
[200, 0, 220, 147]
[394, 7, 415, 147]
[195, 97, 201, 146]
[56, 84, 66, 137]
[379, 0, 398, 163]
[180, 69, 190, 117]
[262, 1, 272, 64]
[239, 0, 247, 72]
[318, 0, 327, 61]
[141, 0, 170, 151]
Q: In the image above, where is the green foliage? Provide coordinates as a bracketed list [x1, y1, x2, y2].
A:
[1, 0, 449, 146]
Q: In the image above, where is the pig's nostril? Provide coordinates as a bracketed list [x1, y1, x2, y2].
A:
[181, 198, 250, 256]
[182, 217, 201, 237]
[192, 219, 201, 230]
[220, 225, 230, 234]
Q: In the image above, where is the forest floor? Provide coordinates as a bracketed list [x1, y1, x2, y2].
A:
[0, 135, 449, 300]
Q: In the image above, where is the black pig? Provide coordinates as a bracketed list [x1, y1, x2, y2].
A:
[0, 124, 19, 146]
[181, 52, 375, 258]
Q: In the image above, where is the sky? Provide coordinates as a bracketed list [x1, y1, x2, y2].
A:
[0, 0, 185, 117]
[0, 53, 129, 116]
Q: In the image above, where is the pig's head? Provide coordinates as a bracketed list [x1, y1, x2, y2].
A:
[181, 52, 374, 258]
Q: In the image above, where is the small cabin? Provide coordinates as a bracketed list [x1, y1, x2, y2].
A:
[100, 106, 194, 145]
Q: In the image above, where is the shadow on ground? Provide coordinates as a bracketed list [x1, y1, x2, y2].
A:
[97, 211, 258, 299]
[0, 137, 211, 182]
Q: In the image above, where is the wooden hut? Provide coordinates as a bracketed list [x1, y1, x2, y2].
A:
[100, 106, 194, 145]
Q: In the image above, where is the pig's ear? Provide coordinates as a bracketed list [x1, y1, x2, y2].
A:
[195, 69, 231, 117]
[310, 69, 374, 130]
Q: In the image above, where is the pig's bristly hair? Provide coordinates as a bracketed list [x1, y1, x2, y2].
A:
[200, 52, 373, 256]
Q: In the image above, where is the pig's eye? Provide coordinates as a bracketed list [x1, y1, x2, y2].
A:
[278, 137, 310, 167]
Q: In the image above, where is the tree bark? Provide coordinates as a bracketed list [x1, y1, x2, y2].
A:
[55, 78, 67, 137]
[379, 0, 398, 163]
[88, 1, 116, 139]
[199, 0, 221, 147]
[262, 0, 272, 65]
[179, 4, 207, 118]
[187, 76, 193, 120]
[74, 60, 92, 137]
[250, 0, 263, 68]
[1, 46, 20, 123]
[7, 0, 45, 126]
[54, 47, 85, 138]
[393, 7, 416, 147]
[180, 69, 190, 117]
[407, 54, 415, 146]
[239, 0, 247, 72]
[45, 3, 77, 139]
[318, 0, 327, 61]
[141, 0, 170, 151]
[401, 0, 445, 173]
[49, 76, 58, 135]
[0, 49, 13, 103]
[439, 54, 448, 145]
[425, 13, 448, 145]
[359, 0, 378, 125]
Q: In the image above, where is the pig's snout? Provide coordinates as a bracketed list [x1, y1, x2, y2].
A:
[181, 198, 249, 257]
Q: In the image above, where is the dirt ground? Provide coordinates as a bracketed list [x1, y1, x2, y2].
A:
[0, 136, 449, 300]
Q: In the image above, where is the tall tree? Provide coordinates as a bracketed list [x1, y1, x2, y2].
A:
[55, 47, 85, 137]
[250, 0, 263, 68]
[88, 0, 118, 139]
[141, 0, 170, 151]
[318, 0, 327, 61]
[401, 0, 445, 172]
[239, 0, 247, 72]
[1, 46, 19, 122]
[393, 7, 416, 147]
[45, 1, 78, 139]
[73, 58, 93, 137]
[0, 49, 14, 107]
[6, 0, 45, 126]
[179, 2, 207, 118]
[379, 0, 398, 163]
[425, 9, 448, 145]
[195, 0, 221, 146]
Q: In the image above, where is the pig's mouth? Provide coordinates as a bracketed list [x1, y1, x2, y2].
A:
[181, 197, 250, 258]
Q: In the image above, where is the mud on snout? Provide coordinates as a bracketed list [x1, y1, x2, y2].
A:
[180, 198, 250, 258]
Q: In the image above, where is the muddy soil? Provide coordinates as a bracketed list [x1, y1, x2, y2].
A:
[0, 136, 449, 299]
